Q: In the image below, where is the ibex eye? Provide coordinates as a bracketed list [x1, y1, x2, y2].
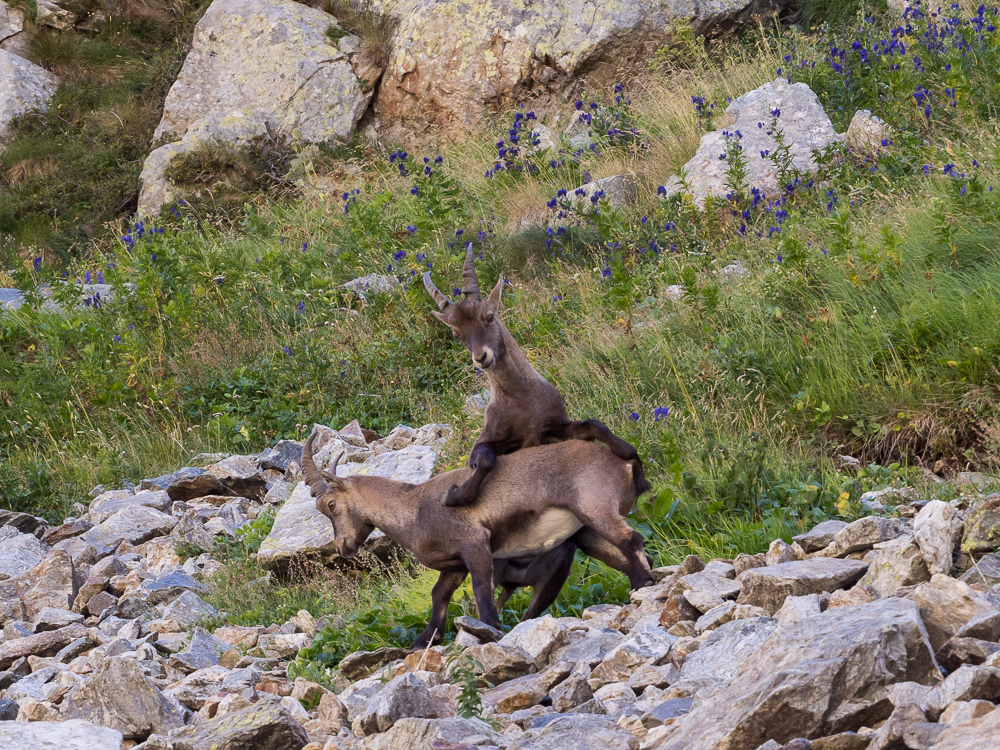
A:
[486, 313, 495, 323]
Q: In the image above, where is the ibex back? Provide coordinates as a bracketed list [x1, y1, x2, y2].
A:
[423, 245, 644, 507]
[302, 431, 654, 648]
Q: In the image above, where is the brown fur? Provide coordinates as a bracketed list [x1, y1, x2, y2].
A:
[302, 432, 654, 648]
[423, 245, 648, 508]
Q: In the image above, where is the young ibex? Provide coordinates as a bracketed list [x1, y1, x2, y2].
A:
[302, 430, 653, 648]
[424, 246, 643, 507]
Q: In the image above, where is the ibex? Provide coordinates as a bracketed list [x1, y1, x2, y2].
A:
[302, 430, 654, 648]
[423, 246, 643, 507]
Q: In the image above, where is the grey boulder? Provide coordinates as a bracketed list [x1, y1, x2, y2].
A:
[168, 701, 309, 750]
[61, 655, 189, 738]
[508, 713, 639, 749]
[0, 719, 124, 749]
[736, 558, 870, 613]
[655, 598, 940, 750]
[362, 717, 506, 750]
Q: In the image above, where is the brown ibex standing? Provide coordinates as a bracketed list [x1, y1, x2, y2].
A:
[302, 431, 653, 649]
[424, 245, 644, 508]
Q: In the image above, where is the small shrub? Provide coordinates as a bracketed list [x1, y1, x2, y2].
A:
[320, 0, 398, 70]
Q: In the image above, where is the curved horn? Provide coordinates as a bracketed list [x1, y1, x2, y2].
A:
[301, 431, 330, 497]
[461, 244, 480, 299]
[329, 451, 343, 479]
[423, 272, 450, 311]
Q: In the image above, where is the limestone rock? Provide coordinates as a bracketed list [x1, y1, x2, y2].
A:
[61, 654, 189, 738]
[168, 701, 310, 750]
[736, 558, 870, 614]
[0, 549, 80, 618]
[498, 615, 568, 669]
[765, 539, 804, 566]
[675, 570, 741, 600]
[929, 706, 1000, 748]
[913, 574, 999, 652]
[913, 500, 963, 575]
[859, 537, 930, 597]
[454, 615, 503, 643]
[832, 516, 909, 556]
[775, 594, 823, 626]
[89, 489, 172, 525]
[733, 553, 767, 576]
[961, 494, 1000, 553]
[166, 472, 231, 503]
[340, 274, 400, 301]
[551, 662, 593, 712]
[205, 456, 267, 501]
[35, 0, 78, 30]
[140, 0, 374, 215]
[160, 590, 219, 629]
[925, 664, 1000, 719]
[470, 642, 535, 684]
[374, 0, 779, 141]
[362, 717, 504, 750]
[844, 109, 889, 154]
[794, 520, 848, 553]
[661, 78, 840, 205]
[680, 617, 777, 683]
[0, 50, 58, 146]
[338, 647, 411, 681]
[169, 628, 232, 672]
[507, 712, 639, 749]
[0, 623, 87, 669]
[591, 629, 676, 685]
[550, 627, 625, 666]
[80, 505, 178, 553]
[0, 527, 47, 579]
[657, 599, 940, 750]
[358, 672, 441, 735]
[0, 1, 30, 57]
[0, 719, 124, 749]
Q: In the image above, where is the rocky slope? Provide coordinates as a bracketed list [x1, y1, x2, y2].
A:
[2, 415, 1000, 749]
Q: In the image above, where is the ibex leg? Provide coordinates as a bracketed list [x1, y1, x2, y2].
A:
[544, 419, 640, 463]
[442, 442, 497, 507]
[521, 541, 577, 621]
[413, 569, 466, 649]
[462, 540, 503, 630]
[572, 511, 653, 590]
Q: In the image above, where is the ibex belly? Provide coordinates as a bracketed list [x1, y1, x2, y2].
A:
[493, 509, 583, 559]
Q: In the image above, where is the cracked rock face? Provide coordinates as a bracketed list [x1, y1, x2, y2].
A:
[138, 0, 378, 216]
[374, 0, 788, 141]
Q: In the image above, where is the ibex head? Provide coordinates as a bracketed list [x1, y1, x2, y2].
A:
[424, 245, 505, 371]
[301, 431, 372, 558]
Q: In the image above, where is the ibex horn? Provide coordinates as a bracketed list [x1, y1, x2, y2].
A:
[423, 272, 450, 311]
[461, 243, 480, 299]
[301, 431, 330, 497]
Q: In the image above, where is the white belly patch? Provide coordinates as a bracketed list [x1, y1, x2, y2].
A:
[493, 509, 584, 559]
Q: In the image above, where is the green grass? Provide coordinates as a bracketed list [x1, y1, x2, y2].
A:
[3, 7, 1000, 672]
[0, 1, 209, 259]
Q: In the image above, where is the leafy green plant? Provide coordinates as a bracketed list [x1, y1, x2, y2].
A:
[446, 648, 487, 719]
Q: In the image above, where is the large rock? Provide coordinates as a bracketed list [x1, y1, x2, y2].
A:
[736, 558, 870, 614]
[912, 575, 999, 652]
[913, 500, 962, 575]
[0, 527, 47, 579]
[80, 505, 178, 553]
[928, 704, 1000, 749]
[168, 701, 309, 750]
[661, 78, 840, 205]
[358, 673, 441, 735]
[169, 628, 232, 672]
[0, 49, 58, 146]
[89, 489, 172, 525]
[508, 713, 639, 749]
[680, 617, 778, 683]
[498, 615, 568, 669]
[258, 444, 436, 571]
[0, 1, 31, 57]
[961, 494, 1000, 553]
[363, 717, 505, 750]
[794, 520, 848, 553]
[139, 0, 375, 216]
[0, 622, 87, 669]
[374, 0, 781, 140]
[0, 719, 124, 749]
[859, 537, 930, 597]
[61, 655, 189, 738]
[652, 598, 941, 750]
[0, 549, 80, 618]
[832, 516, 909, 556]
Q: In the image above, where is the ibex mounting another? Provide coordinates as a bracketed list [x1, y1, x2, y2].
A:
[302, 430, 654, 649]
[424, 246, 643, 507]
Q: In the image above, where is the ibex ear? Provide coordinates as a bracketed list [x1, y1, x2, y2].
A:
[431, 310, 449, 325]
[487, 275, 504, 312]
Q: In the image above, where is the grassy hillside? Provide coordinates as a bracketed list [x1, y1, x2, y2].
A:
[2, 2, 1000, 665]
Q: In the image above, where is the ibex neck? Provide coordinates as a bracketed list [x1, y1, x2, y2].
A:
[486, 325, 548, 396]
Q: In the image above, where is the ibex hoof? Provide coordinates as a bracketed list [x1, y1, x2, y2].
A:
[441, 486, 473, 507]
